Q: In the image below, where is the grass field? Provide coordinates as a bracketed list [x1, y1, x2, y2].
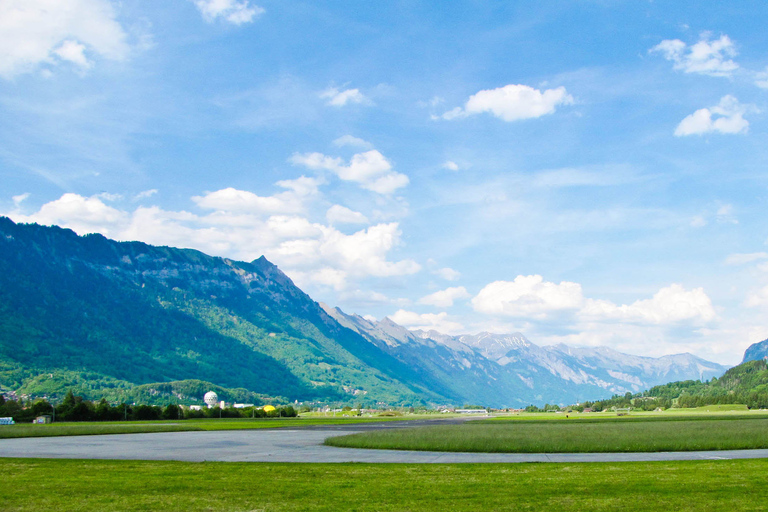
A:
[325, 415, 768, 452]
[2, 457, 768, 511]
[0, 415, 428, 439]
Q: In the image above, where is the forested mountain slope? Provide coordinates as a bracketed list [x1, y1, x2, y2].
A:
[644, 359, 768, 409]
[0, 217, 446, 405]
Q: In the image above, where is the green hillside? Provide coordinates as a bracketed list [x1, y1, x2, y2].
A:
[646, 359, 768, 409]
[0, 217, 449, 406]
[579, 359, 768, 411]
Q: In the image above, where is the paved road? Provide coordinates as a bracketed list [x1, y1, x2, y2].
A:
[2, 422, 768, 463]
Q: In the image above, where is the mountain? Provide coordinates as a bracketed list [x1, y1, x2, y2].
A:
[641, 359, 768, 409]
[322, 307, 729, 407]
[0, 217, 445, 406]
[742, 338, 768, 363]
[0, 217, 731, 408]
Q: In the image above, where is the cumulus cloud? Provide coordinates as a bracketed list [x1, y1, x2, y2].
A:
[192, 176, 321, 214]
[651, 34, 738, 77]
[7, 185, 420, 292]
[193, 0, 264, 24]
[441, 84, 573, 122]
[0, 0, 130, 79]
[472, 275, 716, 326]
[321, 87, 369, 107]
[389, 310, 465, 334]
[580, 284, 716, 325]
[326, 205, 369, 225]
[10, 192, 128, 237]
[675, 96, 750, 136]
[472, 275, 583, 318]
[291, 149, 409, 195]
[418, 286, 470, 307]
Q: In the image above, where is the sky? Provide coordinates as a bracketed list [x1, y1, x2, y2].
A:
[2, 1, 768, 366]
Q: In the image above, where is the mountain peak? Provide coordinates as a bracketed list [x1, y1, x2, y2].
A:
[742, 338, 768, 364]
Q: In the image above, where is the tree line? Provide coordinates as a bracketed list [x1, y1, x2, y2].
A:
[0, 390, 297, 423]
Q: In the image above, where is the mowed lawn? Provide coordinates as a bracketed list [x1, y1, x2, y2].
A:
[0, 416, 417, 439]
[325, 416, 768, 453]
[2, 458, 768, 511]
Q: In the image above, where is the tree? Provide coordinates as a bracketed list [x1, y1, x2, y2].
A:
[162, 404, 181, 420]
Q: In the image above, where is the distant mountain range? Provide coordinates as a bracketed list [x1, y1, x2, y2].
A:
[323, 306, 728, 406]
[0, 217, 730, 407]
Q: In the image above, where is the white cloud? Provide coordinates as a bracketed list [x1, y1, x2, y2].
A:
[133, 189, 158, 201]
[291, 149, 409, 195]
[441, 84, 573, 122]
[651, 34, 738, 77]
[434, 267, 461, 281]
[725, 253, 768, 266]
[580, 284, 716, 325]
[7, 184, 420, 292]
[442, 161, 460, 171]
[321, 87, 369, 107]
[12, 193, 30, 206]
[193, 0, 264, 25]
[745, 285, 768, 308]
[10, 192, 128, 237]
[333, 135, 373, 149]
[0, 0, 130, 79]
[472, 275, 716, 326]
[675, 96, 750, 136]
[472, 275, 583, 319]
[418, 286, 470, 307]
[389, 310, 465, 334]
[755, 67, 768, 89]
[690, 215, 707, 228]
[192, 177, 321, 215]
[314, 223, 421, 278]
[716, 204, 738, 224]
[53, 40, 90, 69]
[326, 205, 369, 225]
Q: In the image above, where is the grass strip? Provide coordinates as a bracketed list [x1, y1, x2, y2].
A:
[0, 423, 199, 438]
[0, 416, 420, 438]
[325, 417, 768, 452]
[2, 457, 768, 511]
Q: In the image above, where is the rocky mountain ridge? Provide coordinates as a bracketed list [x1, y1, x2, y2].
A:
[323, 306, 730, 406]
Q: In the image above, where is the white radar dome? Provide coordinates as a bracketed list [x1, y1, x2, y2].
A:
[204, 391, 219, 407]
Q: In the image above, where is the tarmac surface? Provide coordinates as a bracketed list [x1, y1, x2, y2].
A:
[2, 418, 768, 463]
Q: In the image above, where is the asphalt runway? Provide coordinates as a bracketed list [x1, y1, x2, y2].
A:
[2, 421, 768, 463]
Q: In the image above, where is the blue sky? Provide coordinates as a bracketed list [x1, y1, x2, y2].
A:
[2, 1, 768, 365]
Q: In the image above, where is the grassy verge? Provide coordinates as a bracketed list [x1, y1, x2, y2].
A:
[3, 458, 768, 511]
[0, 423, 200, 438]
[0, 415, 424, 438]
[325, 417, 768, 452]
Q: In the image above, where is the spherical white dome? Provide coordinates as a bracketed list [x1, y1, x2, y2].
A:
[204, 391, 219, 407]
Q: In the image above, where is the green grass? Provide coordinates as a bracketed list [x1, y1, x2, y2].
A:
[0, 423, 199, 438]
[0, 415, 424, 438]
[2, 458, 768, 511]
[325, 416, 768, 452]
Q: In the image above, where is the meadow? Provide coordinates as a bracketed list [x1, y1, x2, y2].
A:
[325, 413, 768, 453]
[2, 457, 768, 511]
[0, 415, 428, 438]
